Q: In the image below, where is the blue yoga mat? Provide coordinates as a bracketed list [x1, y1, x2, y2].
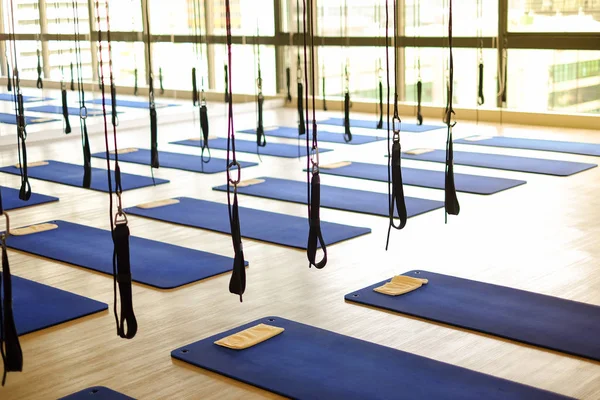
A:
[239, 126, 385, 145]
[125, 197, 370, 250]
[12, 275, 107, 336]
[316, 161, 526, 195]
[92, 148, 258, 174]
[172, 137, 333, 158]
[172, 316, 568, 400]
[0, 111, 59, 125]
[455, 135, 600, 157]
[320, 117, 444, 133]
[402, 149, 597, 176]
[0, 93, 49, 102]
[7, 220, 239, 290]
[1, 186, 58, 210]
[213, 177, 443, 218]
[59, 387, 135, 400]
[0, 161, 169, 192]
[88, 98, 177, 109]
[26, 105, 108, 117]
[347, 270, 600, 363]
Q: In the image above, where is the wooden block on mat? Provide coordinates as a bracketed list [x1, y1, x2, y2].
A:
[215, 324, 284, 350]
[404, 148, 435, 156]
[374, 275, 429, 296]
[320, 161, 352, 170]
[11, 223, 58, 236]
[14, 161, 48, 168]
[462, 135, 493, 142]
[111, 148, 138, 154]
[237, 178, 265, 187]
[136, 199, 180, 209]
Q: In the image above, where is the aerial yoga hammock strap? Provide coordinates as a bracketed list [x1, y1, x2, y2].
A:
[224, 64, 229, 103]
[286, 67, 292, 102]
[377, 62, 383, 129]
[443, 0, 460, 221]
[158, 67, 164, 94]
[5, 57, 11, 92]
[255, 35, 266, 148]
[190, 0, 210, 162]
[385, 0, 407, 250]
[36, 49, 43, 89]
[96, 0, 137, 339]
[0, 206, 23, 386]
[7, 11, 31, 201]
[56, 8, 71, 134]
[143, 2, 159, 170]
[305, 0, 326, 270]
[415, 0, 423, 125]
[477, 0, 484, 106]
[1, 2, 24, 385]
[376, 4, 383, 130]
[342, 1, 352, 143]
[224, 0, 246, 302]
[296, 0, 305, 136]
[72, 0, 91, 188]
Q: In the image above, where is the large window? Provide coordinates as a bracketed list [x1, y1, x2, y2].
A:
[508, 0, 600, 32]
[0, 0, 598, 116]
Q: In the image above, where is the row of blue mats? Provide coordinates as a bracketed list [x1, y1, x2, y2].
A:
[6, 116, 600, 399]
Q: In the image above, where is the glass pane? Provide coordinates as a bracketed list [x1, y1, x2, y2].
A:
[94, 0, 143, 32]
[46, 0, 90, 34]
[153, 43, 208, 91]
[320, 46, 396, 102]
[2, 0, 40, 34]
[213, 44, 276, 95]
[208, 0, 274, 36]
[508, 1, 600, 32]
[108, 42, 146, 87]
[7, 40, 42, 80]
[47, 40, 93, 81]
[508, 49, 600, 114]
[404, 47, 498, 109]
[404, 0, 498, 37]
[149, 0, 205, 35]
[317, 0, 386, 37]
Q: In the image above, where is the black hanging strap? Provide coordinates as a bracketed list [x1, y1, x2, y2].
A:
[305, 0, 327, 269]
[297, 80, 305, 135]
[158, 67, 164, 94]
[478, 62, 484, 106]
[110, 81, 118, 127]
[416, 79, 423, 125]
[384, 0, 407, 249]
[343, 91, 352, 142]
[199, 101, 210, 161]
[36, 49, 43, 89]
[225, 0, 246, 301]
[255, 38, 266, 148]
[224, 64, 229, 103]
[322, 68, 327, 111]
[192, 67, 198, 106]
[61, 87, 71, 134]
[133, 68, 138, 96]
[444, 0, 460, 220]
[72, 0, 91, 188]
[285, 67, 292, 102]
[70, 62, 74, 91]
[96, 0, 137, 340]
[16, 93, 31, 201]
[377, 79, 383, 129]
[144, 3, 159, 170]
[6, 60, 11, 92]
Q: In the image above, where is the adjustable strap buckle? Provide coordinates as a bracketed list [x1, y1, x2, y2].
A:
[0, 212, 10, 240]
[79, 106, 88, 120]
[392, 115, 401, 138]
[310, 147, 320, 173]
[114, 209, 128, 226]
[227, 161, 242, 186]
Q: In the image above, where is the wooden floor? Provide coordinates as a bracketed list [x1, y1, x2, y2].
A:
[2, 101, 600, 399]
